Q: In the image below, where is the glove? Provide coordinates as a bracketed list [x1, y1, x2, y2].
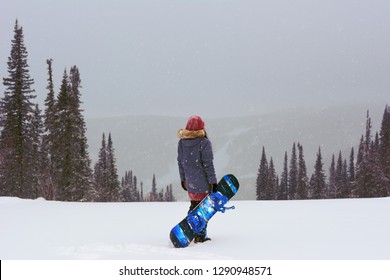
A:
[210, 183, 218, 193]
[181, 181, 187, 191]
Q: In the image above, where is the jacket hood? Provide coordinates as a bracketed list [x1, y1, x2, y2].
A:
[177, 129, 206, 139]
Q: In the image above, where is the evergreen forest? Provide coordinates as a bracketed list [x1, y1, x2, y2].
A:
[0, 21, 175, 202]
[256, 108, 390, 200]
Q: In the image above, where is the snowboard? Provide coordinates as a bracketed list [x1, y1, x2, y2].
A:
[170, 174, 239, 248]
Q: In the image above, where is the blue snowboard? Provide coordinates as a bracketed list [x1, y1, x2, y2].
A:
[170, 174, 239, 248]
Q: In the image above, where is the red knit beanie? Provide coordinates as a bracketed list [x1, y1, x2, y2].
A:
[185, 116, 205, 131]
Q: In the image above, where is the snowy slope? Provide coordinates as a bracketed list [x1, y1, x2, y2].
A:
[1, 196, 390, 260]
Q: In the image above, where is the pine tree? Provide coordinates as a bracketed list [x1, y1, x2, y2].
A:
[164, 185, 171, 201]
[49, 66, 92, 201]
[29, 104, 45, 198]
[121, 170, 134, 202]
[94, 133, 120, 202]
[328, 155, 336, 199]
[267, 158, 277, 200]
[365, 111, 371, 152]
[335, 152, 345, 198]
[120, 171, 143, 202]
[349, 147, 355, 183]
[278, 152, 288, 200]
[41, 58, 56, 200]
[44, 59, 56, 124]
[120, 171, 130, 202]
[352, 137, 365, 198]
[162, 184, 176, 202]
[94, 133, 108, 201]
[68, 66, 92, 200]
[43, 59, 56, 159]
[342, 158, 350, 197]
[150, 174, 158, 201]
[334, 152, 350, 198]
[296, 143, 308, 199]
[357, 135, 364, 167]
[158, 189, 164, 201]
[52, 70, 73, 200]
[106, 133, 120, 201]
[355, 112, 388, 198]
[133, 175, 140, 201]
[256, 147, 269, 200]
[140, 182, 144, 202]
[288, 143, 298, 199]
[379, 105, 390, 193]
[0, 20, 39, 198]
[310, 147, 326, 199]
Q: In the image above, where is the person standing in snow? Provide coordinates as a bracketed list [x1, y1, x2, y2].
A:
[177, 115, 217, 243]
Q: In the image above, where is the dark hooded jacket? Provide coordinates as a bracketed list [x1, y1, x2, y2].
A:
[177, 129, 217, 194]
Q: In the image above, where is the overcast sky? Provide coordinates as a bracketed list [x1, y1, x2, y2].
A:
[1, 0, 389, 118]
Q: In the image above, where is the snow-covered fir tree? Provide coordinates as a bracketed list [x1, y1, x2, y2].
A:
[149, 174, 158, 202]
[40, 59, 56, 200]
[68, 66, 92, 200]
[342, 158, 349, 197]
[310, 147, 326, 199]
[335, 152, 349, 198]
[51, 70, 70, 200]
[30, 104, 46, 198]
[348, 147, 355, 184]
[0, 21, 40, 199]
[296, 143, 308, 200]
[256, 147, 269, 200]
[106, 133, 121, 201]
[278, 152, 288, 200]
[379, 105, 390, 192]
[164, 184, 175, 202]
[93, 133, 108, 201]
[267, 158, 278, 200]
[354, 111, 388, 198]
[140, 182, 144, 201]
[121, 170, 142, 202]
[93, 133, 121, 202]
[143, 174, 174, 202]
[158, 189, 164, 201]
[49, 67, 92, 201]
[121, 170, 131, 201]
[288, 143, 298, 199]
[327, 155, 336, 199]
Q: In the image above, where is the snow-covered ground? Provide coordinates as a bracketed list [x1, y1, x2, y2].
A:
[1, 196, 390, 260]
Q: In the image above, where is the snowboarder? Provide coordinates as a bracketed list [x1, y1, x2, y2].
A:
[177, 115, 217, 243]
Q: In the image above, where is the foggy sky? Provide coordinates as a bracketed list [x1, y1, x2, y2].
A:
[1, 0, 389, 118]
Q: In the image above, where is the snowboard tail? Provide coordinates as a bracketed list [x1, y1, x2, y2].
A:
[170, 174, 239, 248]
[170, 218, 195, 248]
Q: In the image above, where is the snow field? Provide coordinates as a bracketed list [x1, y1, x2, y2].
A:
[1, 196, 390, 260]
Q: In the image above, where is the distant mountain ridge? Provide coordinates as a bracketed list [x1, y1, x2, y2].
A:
[86, 104, 385, 200]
